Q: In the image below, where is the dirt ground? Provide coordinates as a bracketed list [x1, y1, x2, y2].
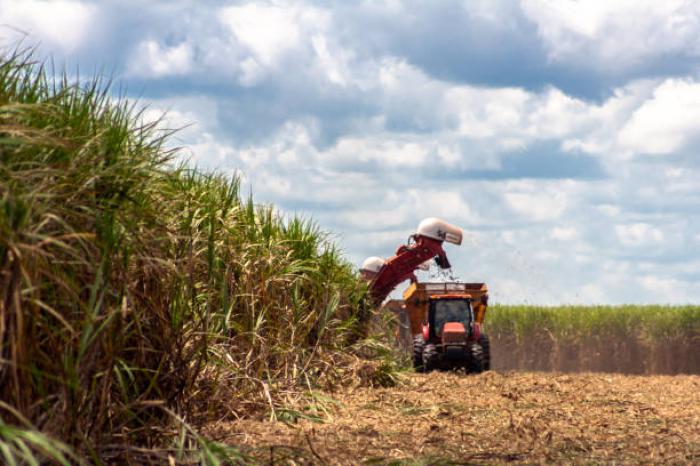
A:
[204, 371, 700, 465]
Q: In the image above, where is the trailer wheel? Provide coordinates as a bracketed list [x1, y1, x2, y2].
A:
[478, 333, 491, 371]
[466, 343, 484, 374]
[423, 343, 439, 372]
[412, 335, 426, 372]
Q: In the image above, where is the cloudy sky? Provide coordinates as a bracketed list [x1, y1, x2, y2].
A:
[2, 0, 699, 304]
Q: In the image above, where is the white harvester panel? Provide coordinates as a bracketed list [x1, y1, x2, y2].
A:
[416, 217, 463, 245]
[360, 256, 385, 273]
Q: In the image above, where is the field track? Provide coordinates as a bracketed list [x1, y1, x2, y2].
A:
[204, 371, 700, 465]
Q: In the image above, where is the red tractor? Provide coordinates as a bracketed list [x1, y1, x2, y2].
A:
[405, 283, 490, 373]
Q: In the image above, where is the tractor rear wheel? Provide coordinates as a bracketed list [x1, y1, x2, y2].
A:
[423, 343, 439, 372]
[412, 335, 425, 372]
[466, 343, 484, 374]
[478, 333, 491, 371]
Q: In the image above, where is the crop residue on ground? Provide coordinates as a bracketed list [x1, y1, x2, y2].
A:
[205, 371, 700, 465]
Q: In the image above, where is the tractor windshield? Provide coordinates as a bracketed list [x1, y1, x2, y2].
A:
[432, 299, 472, 336]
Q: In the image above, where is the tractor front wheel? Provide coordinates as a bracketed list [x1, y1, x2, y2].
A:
[478, 333, 491, 371]
[466, 343, 484, 374]
[423, 343, 439, 372]
[412, 334, 425, 372]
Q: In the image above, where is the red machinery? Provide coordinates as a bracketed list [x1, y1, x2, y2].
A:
[365, 218, 463, 306]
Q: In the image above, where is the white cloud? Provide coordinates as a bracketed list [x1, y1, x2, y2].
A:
[369, 60, 700, 162]
[546, 76, 700, 160]
[446, 85, 531, 139]
[218, 2, 342, 86]
[550, 226, 577, 240]
[526, 88, 591, 138]
[128, 40, 193, 78]
[503, 181, 571, 221]
[220, 3, 305, 66]
[533, 250, 559, 262]
[577, 283, 607, 304]
[140, 95, 219, 136]
[341, 207, 410, 231]
[411, 189, 476, 225]
[596, 204, 621, 218]
[615, 223, 664, 247]
[330, 136, 429, 168]
[372, 60, 601, 156]
[500, 230, 517, 245]
[617, 79, 700, 155]
[311, 34, 350, 86]
[639, 275, 695, 303]
[0, 0, 96, 52]
[521, 0, 700, 68]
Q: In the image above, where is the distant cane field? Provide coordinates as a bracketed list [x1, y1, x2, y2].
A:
[484, 305, 700, 373]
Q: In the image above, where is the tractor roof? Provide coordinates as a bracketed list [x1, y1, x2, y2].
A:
[429, 293, 473, 300]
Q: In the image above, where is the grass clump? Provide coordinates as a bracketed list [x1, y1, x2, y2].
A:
[0, 47, 378, 462]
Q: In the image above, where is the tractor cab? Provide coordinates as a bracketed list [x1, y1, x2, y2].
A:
[426, 295, 475, 341]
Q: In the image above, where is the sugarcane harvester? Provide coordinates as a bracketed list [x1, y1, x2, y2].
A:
[361, 218, 491, 373]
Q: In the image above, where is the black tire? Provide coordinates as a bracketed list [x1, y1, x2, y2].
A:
[423, 343, 439, 372]
[478, 333, 491, 371]
[466, 343, 484, 374]
[412, 335, 425, 372]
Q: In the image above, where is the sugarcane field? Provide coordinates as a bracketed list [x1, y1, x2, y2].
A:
[2, 2, 700, 465]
